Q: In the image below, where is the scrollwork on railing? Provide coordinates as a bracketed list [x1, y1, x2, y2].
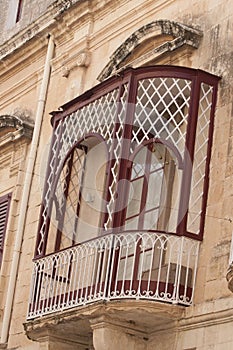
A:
[27, 231, 199, 319]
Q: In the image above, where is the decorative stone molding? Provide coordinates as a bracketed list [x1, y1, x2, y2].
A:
[0, 25, 41, 61]
[0, 114, 34, 147]
[76, 51, 91, 67]
[97, 19, 203, 81]
[24, 299, 184, 346]
[0, 0, 82, 61]
[61, 50, 91, 77]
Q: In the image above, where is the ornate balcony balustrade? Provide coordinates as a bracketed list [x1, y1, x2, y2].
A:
[27, 231, 199, 319]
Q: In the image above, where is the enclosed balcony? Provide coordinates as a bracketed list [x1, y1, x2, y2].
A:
[27, 66, 220, 321]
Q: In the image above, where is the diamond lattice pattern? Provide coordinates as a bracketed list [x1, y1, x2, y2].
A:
[104, 85, 129, 229]
[37, 87, 127, 255]
[187, 83, 213, 233]
[55, 147, 86, 248]
[37, 75, 214, 255]
[133, 78, 191, 156]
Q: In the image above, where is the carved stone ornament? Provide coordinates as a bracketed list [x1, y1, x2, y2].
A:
[97, 19, 203, 81]
[0, 114, 34, 146]
[0, 0, 81, 61]
[61, 51, 91, 77]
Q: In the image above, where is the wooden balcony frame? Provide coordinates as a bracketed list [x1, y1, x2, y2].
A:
[35, 66, 220, 259]
[28, 66, 220, 319]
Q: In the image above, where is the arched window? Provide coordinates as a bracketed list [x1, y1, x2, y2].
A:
[45, 135, 108, 255]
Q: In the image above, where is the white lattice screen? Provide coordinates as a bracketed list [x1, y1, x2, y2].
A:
[133, 77, 191, 155]
[187, 83, 213, 233]
[36, 68, 219, 256]
[37, 86, 129, 255]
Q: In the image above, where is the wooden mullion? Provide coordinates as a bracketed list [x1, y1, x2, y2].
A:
[54, 151, 75, 252]
[16, 0, 24, 23]
[72, 145, 88, 245]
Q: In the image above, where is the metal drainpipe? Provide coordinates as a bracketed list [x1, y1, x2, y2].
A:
[0, 34, 55, 346]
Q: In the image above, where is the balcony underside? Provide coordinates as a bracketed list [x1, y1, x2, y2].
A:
[25, 299, 185, 349]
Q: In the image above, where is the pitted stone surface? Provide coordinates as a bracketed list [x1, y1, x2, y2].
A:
[97, 20, 203, 81]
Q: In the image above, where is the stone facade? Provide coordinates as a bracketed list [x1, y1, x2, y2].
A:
[1, 0, 233, 349]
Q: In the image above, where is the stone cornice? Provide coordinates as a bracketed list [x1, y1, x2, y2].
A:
[176, 295, 233, 332]
[0, 0, 86, 62]
[178, 306, 233, 331]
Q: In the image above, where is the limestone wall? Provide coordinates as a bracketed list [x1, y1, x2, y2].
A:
[1, 0, 233, 349]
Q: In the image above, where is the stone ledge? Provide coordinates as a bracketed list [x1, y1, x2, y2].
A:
[24, 299, 185, 343]
[0, 0, 83, 61]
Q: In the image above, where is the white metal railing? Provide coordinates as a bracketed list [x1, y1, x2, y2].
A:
[27, 231, 200, 319]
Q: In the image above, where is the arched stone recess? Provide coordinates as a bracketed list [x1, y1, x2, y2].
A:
[0, 114, 34, 146]
[97, 20, 203, 81]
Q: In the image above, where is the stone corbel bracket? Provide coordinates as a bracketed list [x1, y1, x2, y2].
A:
[61, 50, 91, 78]
[97, 19, 203, 81]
